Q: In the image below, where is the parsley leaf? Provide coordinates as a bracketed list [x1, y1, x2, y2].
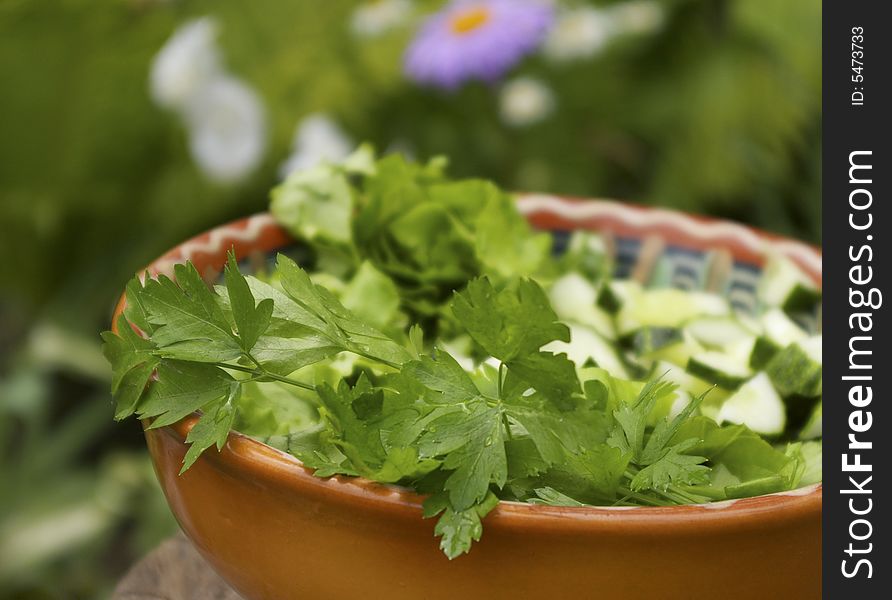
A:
[424, 491, 499, 560]
[101, 315, 159, 420]
[630, 439, 710, 492]
[139, 263, 242, 363]
[138, 361, 234, 430]
[418, 402, 507, 511]
[608, 378, 678, 460]
[224, 252, 274, 353]
[451, 277, 569, 362]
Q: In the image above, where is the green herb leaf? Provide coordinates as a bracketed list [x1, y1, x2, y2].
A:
[277, 254, 413, 367]
[100, 315, 159, 419]
[419, 402, 507, 511]
[608, 378, 678, 460]
[224, 251, 274, 353]
[451, 277, 570, 362]
[475, 190, 551, 278]
[631, 439, 710, 492]
[426, 491, 499, 560]
[271, 164, 355, 245]
[140, 263, 241, 363]
[181, 383, 239, 473]
[138, 361, 234, 430]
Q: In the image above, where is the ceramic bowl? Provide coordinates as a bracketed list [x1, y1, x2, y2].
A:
[115, 196, 822, 600]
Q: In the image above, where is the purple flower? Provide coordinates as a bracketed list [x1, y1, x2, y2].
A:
[404, 0, 554, 90]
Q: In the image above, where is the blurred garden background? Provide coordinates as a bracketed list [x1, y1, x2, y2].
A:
[0, 0, 820, 597]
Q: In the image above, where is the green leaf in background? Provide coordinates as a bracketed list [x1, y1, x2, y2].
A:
[271, 165, 355, 245]
[474, 190, 551, 278]
[340, 261, 401, 330]
[674, 416, 803, 498]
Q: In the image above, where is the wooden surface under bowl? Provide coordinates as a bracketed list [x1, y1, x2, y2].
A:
[117, 196, 822, 600]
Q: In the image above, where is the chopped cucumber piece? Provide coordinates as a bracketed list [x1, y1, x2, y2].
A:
[653, 360, 727, 401]
[766, 336, 822, 398]
[596, 283, 622, 314]
[761, 308, 809, 347]
[799, 400, 822, 440]
[624, 327, 683, 355]
[799, 334, 822, 363]
[548, 273, 615, 339]
[636, 330, 703, 368]
[685, 316, 753, 349]
[716, 372, 786, 436]
[686, 351, 752, 389]
[725, 337, 759, 364]
[618, 288, 731, 334]
[758, 255, 822, 312]
[749, 336, 781, 370]
[545, 323, 630, 380]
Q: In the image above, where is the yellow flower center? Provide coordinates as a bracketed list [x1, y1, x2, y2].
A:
[450, 6, 491, 35]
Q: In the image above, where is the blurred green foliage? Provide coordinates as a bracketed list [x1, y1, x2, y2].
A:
[0, 0, 820, 596]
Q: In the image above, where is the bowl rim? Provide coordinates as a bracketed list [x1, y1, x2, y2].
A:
[116, 195, 822, 531]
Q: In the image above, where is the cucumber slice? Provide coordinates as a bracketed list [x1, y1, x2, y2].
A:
[549, 273, 615, 339]
[758, 255, 822, 312]
[685, 316, 753, 349]
[760, 308, 809, 347]
[715, 372, 786, 436]
[636, 329, 703, 368]
[686, 352, 752, 389]
[623, 327, 683, 355]
[596, 283, 622, 314]
[799, 400, 822, 440]
[749, 336, 781, 370]
[766, 336, 822, 398]
[544, 323, 630, 380]
[597, 280, 638, 314]
[799, 334, 822, 363]
[617, 288, 730, 335]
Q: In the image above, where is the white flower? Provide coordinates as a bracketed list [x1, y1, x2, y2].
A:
[183, 77, 266, 183]
[499, 77, 555, 127]
[609, 0, 665, 35]
[149, 17, 223, 109]
[279, 113, 354, 178]
[350, 0, 413, 38]
[542, 7, 612, 63]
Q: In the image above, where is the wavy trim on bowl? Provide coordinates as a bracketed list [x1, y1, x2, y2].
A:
[117, 196, 822, 527]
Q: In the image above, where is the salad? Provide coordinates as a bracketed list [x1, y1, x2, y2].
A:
[103, 147, 822, 559]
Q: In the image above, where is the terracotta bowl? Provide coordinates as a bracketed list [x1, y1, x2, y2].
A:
[115, 196, 822, 600]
